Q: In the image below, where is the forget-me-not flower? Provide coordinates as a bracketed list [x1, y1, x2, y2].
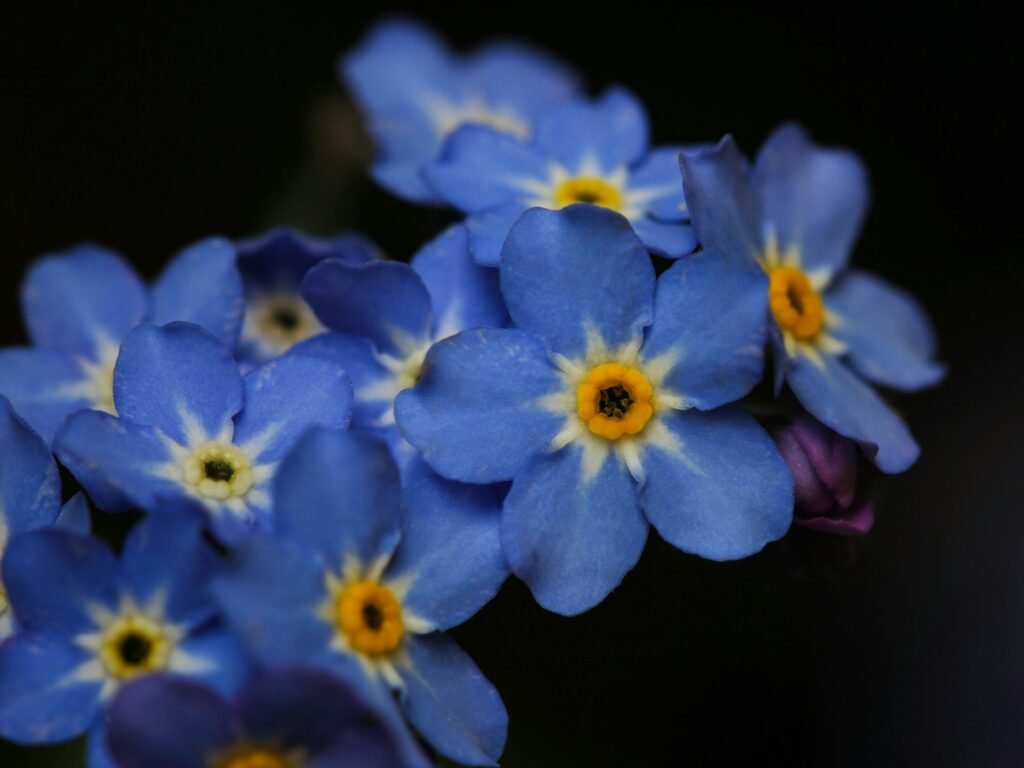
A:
[54, 322, 352, 541]
[214, 428, 509, 766]
[424, 87, 697, 265]
[342, 17, 579, 203]
[0, 240, 243, 445]
[106, 668, 431, 768]
[397, 206, 793, 615]
[680, 123, 944, 473]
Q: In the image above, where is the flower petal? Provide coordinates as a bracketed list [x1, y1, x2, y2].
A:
[639, 408, 793, 560]
[464, 202, 529, 267]
[629, 217, 697, 259]
[395, 328, 562, 484]
[643, 249, 769, 410]
[398, 633, 507, 767]
[534, 86, 649, 170]
[237, 227, 376, 291]
[0, 395, 61, 536]
[55, 493, 92, 536]
[628, 146, 689, 221]
[500, 206, 655, 357]
[0, 348, 93, 445]
[470, 41, 579, 120]
[502, 446, 647, 615]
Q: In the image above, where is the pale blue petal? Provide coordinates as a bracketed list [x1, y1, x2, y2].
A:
[629, 217, 697, 259]
[0, 395, 61, 534]
[628, 146, 688, 221]
[534, 86, 649, 170]
[55, 493, 91, 536]
[464, 202, 527, 267]
[0, 348, 93, 445]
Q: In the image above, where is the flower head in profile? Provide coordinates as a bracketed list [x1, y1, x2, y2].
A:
[0, 514, 246, 764]
[397, 205, 793, 615]
[54, 322, 352, 542]
[106, 668, 430, 768]
[681, 123, 944, 473]
[0, 240, 243, 446]
[342, 17, 579, 203]
[425, 87, 696, 265]
[214, 428, 509, 766]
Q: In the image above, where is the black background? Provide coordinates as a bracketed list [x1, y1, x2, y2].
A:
[1, 3, 1020, 766]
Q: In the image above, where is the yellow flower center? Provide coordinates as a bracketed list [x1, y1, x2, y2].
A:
[553, 177, 623, 211]
[251, 294, 321, 351]
[98, 614, 171, 680]
[0, 584, 8, 616]
[576, 363, 654, 440]
[218, 748, 292, 768]
[768, 266, 825, 341]
[335, 581, 404, 656]
[182, 442, 254, 501]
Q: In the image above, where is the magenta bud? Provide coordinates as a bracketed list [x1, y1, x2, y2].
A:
[774, 414, 875, 535]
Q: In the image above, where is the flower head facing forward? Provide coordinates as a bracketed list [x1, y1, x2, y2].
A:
[53, 322, 352, 541]
[396, 206, 794, 615]
[342, 17, 579, 203]
[106, 668, 431, 768]
[214, 428, 509, 766]
[681, 123, 944, 473]
[425, 87, 697, 265]
[0, 240, 244, 447]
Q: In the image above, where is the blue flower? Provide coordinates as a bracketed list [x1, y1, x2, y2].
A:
[297, 223, 507, 481]
[214, 428, 509, 766]
[680, 123, 944, 473]
[0, 513, 246, 765]
[235, 227, 378, 369]
[342, 17, 579, 203]
[424, 87, 697, 265]
[106, 668, 431, 768]
[396, 206, 794, 615]
[53, 322, 352, 541]
[0, 240, 243, 445]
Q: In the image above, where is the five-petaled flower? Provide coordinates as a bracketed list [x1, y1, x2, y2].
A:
[397, 205, 794, 615]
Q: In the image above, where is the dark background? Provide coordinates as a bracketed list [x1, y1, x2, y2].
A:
[1, 3, 1020, 766]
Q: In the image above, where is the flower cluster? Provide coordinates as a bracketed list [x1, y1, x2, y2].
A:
[0, 17, 942, 767]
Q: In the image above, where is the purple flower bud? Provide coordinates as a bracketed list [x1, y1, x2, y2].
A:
[774, 414, 875, 535]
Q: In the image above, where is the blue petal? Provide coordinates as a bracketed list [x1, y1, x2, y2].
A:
[470, 41, 579, 120]
[643, 249, 769, 410]
[367, 110, 450, 204]
[113, 323, 243, 445]
[639, 408, 793, 560]
[424, 125, 547, 212]
[751, 122, 868, 276]
[395, 328, 562, 483]
[464, 202, 528, 267]
[825, 270, 945, 391]
[398, 633, 507, 766]
[55, 411, 177, 513]
[289, 333, 391, 429]
[630, 217, 697, 259]
[534, 87, 649, 171]
[387, 475, 506, 630]
[0, 395, 61, 535]
[55, 493, 92, 536]
[173, 625, 250, 697]
[628, 146, 689, 221]
[87, 722, 119, 768]
[106, 676, 231, 768]
[0, 348, 93, 445]
[2, 528, 119, 635]
[213, 532, 334, 668]
[411, 224, 509, 333]
[20, 244, 147, 358]
[501, 446, 646, 615]
[787, 353, 919, 473]
[237, 227, 377, 293]
[232, 352, 353, 465]
[0, 632, 101, 744]
[679, 135, 762, 259]
[273, 428, 401, 570]
[500, 206, 655, 357]
[303, 260, 433, 357]
[150, 238, 244, 349]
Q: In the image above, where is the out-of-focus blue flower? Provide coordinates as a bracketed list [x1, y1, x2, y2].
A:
[214, 428, 509, 766]
[680, 123, 944, 473]
[0, 241, 243, 446]
[53, 322, 352, 542]
[424, 87, 697, 265]
[298, 223, 507, 481]
[0, 514, 246, 765]
[235, 227, 378, 369]
[396, 206, 793, 615]
[342, 17, 579, 203]
[106, 668, 431, 768]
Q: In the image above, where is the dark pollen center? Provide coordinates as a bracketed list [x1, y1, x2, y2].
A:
[118, 632, 153, 666]
[574, 190, 602, 204]
[271, 306, 300, 331]
[599, 385, 633, 418]
[362, 602, 384, 632]
[204, 459, 235, 482]
[786, 284, 806, 315]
